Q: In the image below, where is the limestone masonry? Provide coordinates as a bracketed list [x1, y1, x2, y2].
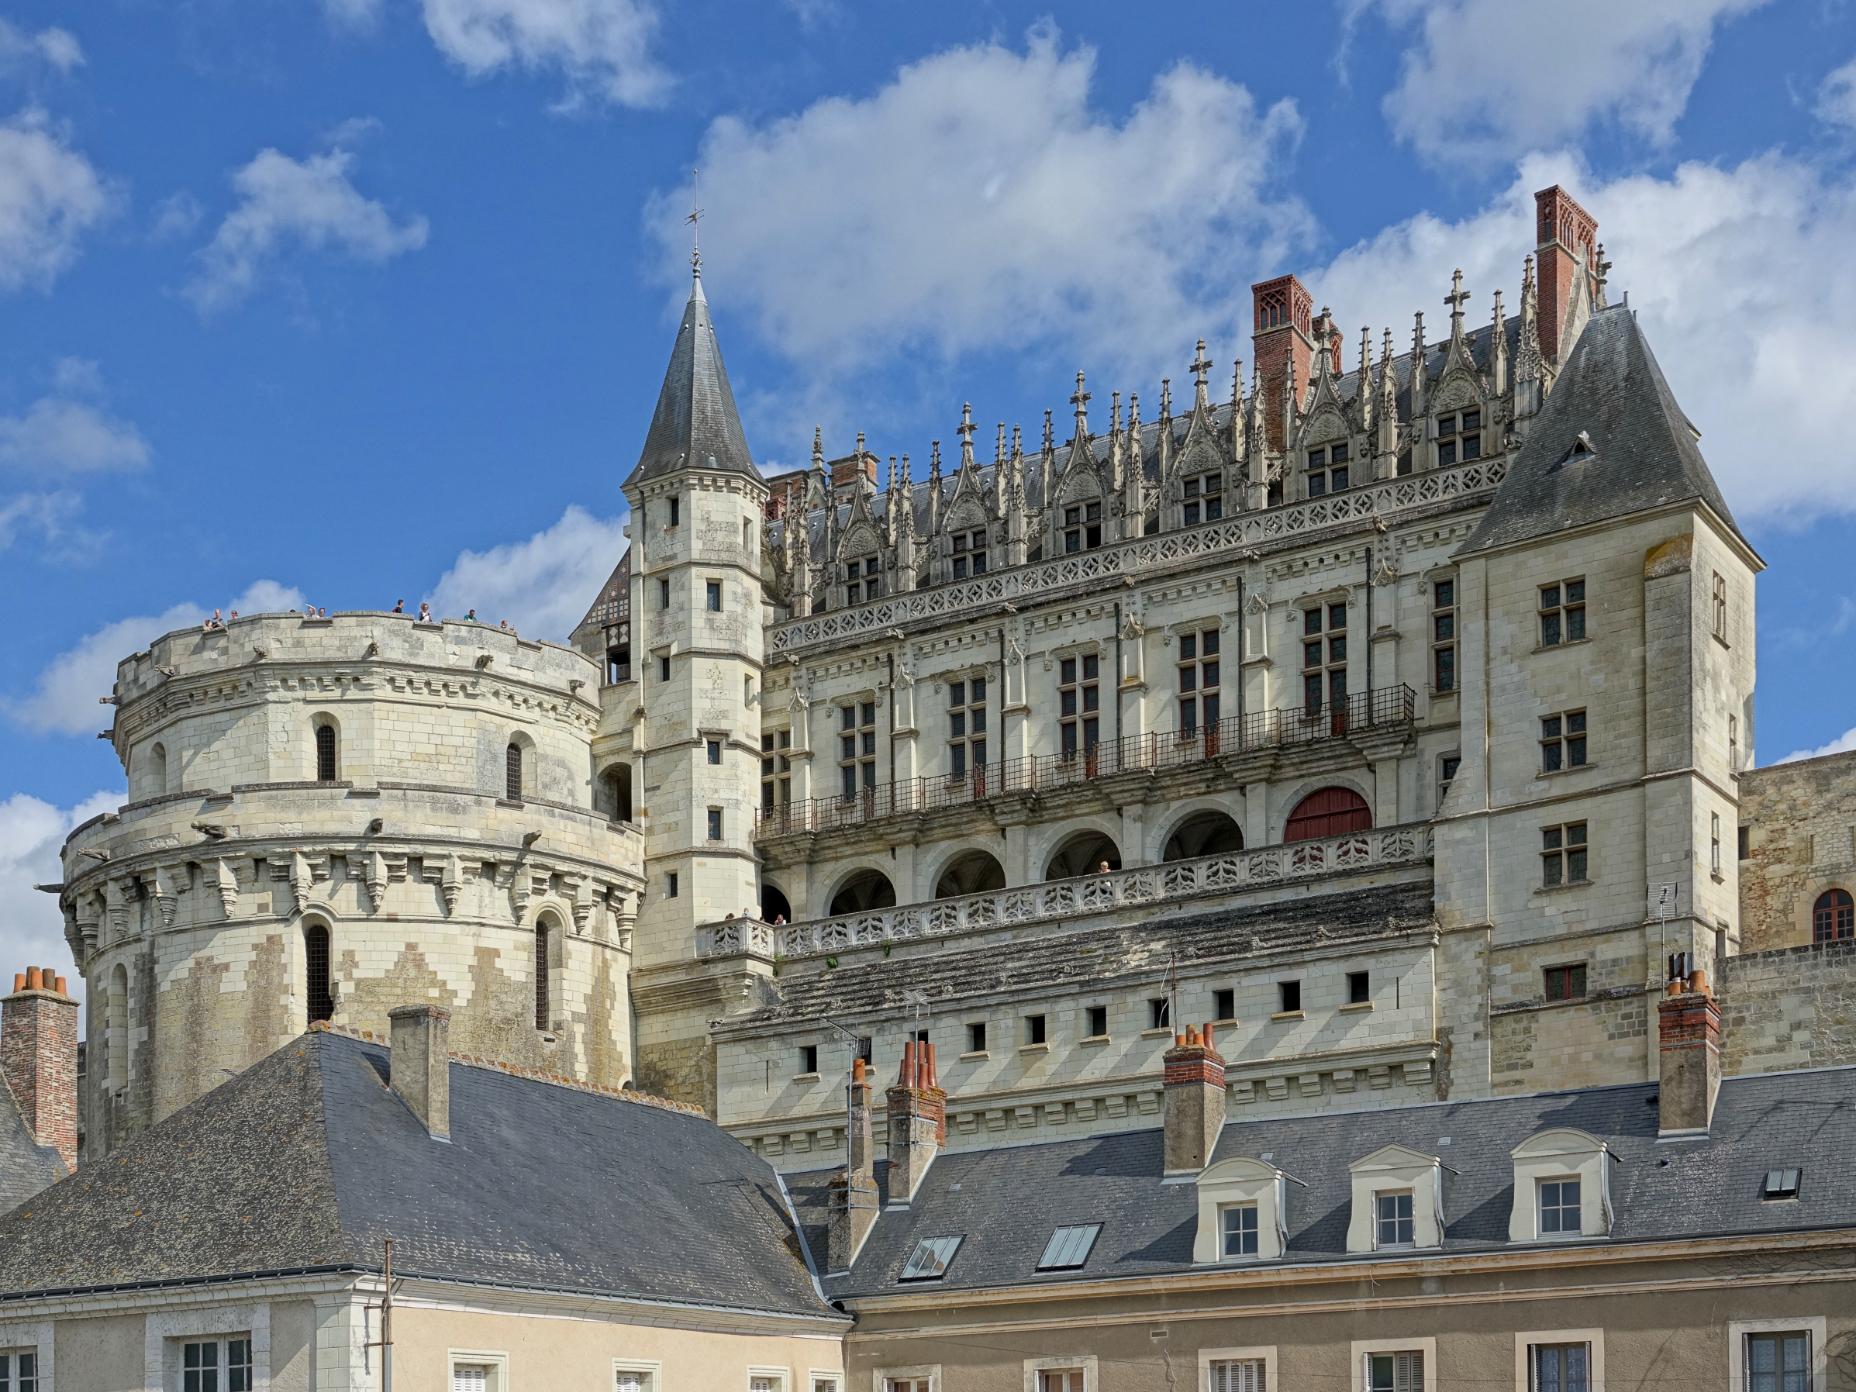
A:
[52, 184, 1856, 1172]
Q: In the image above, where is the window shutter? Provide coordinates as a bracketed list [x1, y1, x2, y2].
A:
[1211, 1358, 1265, 1392]
[1395, 1351, 1425, 1392]
[615, 1374, 646, 1392]
[452, 1366, 489, 1392]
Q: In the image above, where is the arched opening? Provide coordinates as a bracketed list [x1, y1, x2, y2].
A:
[598, 763, 634, 822]
[760, 883, 792, 925]
[147, 742, 168, 798]
[304, 921, 334, 1025]
[1284, 787, 1372, 843]
[1815, 888, 1854, 944]
[314, 722, 338, 782]
[104, 963, 128, 1092]
[934, 849, 1006, 899]
[1162, 810, 1244, 862]
[505, 740, 525, 801]
[1044, 830, 1121, 881]
[828, 869, 896, 916]
[534, 913, 560, 1030]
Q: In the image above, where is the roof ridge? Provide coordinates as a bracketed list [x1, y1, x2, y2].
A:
[305, 1021, 702, 1116]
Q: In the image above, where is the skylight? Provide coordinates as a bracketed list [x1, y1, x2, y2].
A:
[899, 1235, 963, 1281]
[1037, 1223, 1102, 1271]
[1763, 1168, 1801, 1200]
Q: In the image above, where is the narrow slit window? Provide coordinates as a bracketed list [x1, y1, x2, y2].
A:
[315, 723, 337, 782]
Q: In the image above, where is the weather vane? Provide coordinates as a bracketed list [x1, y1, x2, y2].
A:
[687, 167, 703, 277]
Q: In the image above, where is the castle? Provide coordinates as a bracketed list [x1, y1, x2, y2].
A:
[46, 184, 1854, 1178]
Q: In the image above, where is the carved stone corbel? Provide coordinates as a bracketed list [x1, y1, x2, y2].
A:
[214, 859, 240, 920]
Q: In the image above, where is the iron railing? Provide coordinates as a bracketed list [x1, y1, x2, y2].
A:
[756, 683, 1415, 836]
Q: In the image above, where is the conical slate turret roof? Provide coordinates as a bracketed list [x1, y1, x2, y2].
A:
[1461, 304, 1746, 556]
[626, 271, 760, 487]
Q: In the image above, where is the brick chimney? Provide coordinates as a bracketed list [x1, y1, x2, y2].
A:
[1163, 1022, 1225, 1175]
[0, 966, 78, 1170]
[827, 1056, 879, 1271]
[1251, 274, 1315, 450]
[885, 1039, 945, 1205]
[1657, 965, 1721, 1136]
[829, 448, 878, 500]
[388, 1004, 450, 1139]
[1534, 185, 1598, 364]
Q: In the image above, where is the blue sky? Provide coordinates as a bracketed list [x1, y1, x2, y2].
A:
[1, 0, 1854, 975]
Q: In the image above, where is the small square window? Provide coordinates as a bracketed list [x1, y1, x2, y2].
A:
[1541, 822, 1589, 887]
[615, 1368, 657, 1392]
[1025, 1013, 1047, 1046]
[706, 739, 722, 764]
[705, 579, 722, 611]
[1763, 1168, 1802, 1200]
[1539, 1177, 1581, 1235]
[1085, 1005, 1108, 1038]
[1543, 963, 1587, 1001]
[799, 1043, 818, 1075]
[1213, 987, 1235, 1021]
[1278, 980, 1301, 1013]
[1347, 970, 1370, 1005]
[1375, 1190, 1415, 1248]
[967, 1021, 987, 1053]
[1148, 997, 1170, 1030]
[1220, 1203, 1259, 1257]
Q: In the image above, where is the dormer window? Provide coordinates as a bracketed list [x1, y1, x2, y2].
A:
[951, 528, 987, 578]
[1347, 1145, 1444, 1253]
[1436, 409, 1482, 465]
[1192, 1157, 1287, 1264]
[1306, 441, 1349, 496]
[1508, 1129, 1611, 1241]
[1062, 501, 1102, 553]
[1182, 471, 1223, 524]
[845, 556, 881, 604]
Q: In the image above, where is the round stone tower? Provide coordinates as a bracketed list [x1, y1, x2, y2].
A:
[57, 611, 643, 1159]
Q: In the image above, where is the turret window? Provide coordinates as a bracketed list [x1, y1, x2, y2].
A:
[305, 922, 334, 1025]
[1182, 471, 1223, 524]
[705, 579, 722, 611]
[1306, 441, 1349, 496]
[1436, 408, 1481, 465]
[761, 729, 792, 810]
[951, 529, 987, 578]
[315, 723, 338, 782]
[658, 577, 671, 609]
[667, 496, 680, 527]
[1062, 501, 1102, 553]
[505, 741, 524, 801]
[845, 556, 881, 604]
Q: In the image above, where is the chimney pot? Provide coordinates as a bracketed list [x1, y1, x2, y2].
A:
[24, 968, 41, 991]
[388, 1004, 451, 1139]
[1162, 1027, 1226, 1175]
[53, 976, 66, 996]
[10, 974, 22, 993]
[1657, 980, 1722, 1135]
[887, 1036, 946, 1205]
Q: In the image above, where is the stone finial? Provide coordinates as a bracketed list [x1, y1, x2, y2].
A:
[1190, 339, 1212, 409]
[1445, 267, 1469, 333]
[1070, 372, 1090, 434]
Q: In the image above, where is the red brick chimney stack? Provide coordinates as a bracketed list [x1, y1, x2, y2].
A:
[1251, 274, 1316, 451]
[0, 965, 79, 1170]
[1657, 965, 1722, 1136]
[886, 1038, 946, 1204]
[828, 1055, 880, 1271]
[1162, 1022, 1226, 1175]
[1534, 185, 1599, 365]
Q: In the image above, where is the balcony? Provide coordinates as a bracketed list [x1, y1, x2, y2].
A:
[756, 683, 1415, 837]
[699, 820, 1432, 961]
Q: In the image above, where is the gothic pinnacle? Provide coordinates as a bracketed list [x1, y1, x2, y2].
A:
[1190, 339, 1212, 409]
[1070, 372, 1090, 434]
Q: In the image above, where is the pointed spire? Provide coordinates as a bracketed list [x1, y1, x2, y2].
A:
[1230, 358, 1245, 464]
[1070, 372, 1091, 437]
[929, 438, 942, 481]
[1358, 326, 1375, 434]
[1444, 268, 1469, 340]
[957, 403, 977, 473]
[1594, 242, 1612, 307]
[1042, 409, 1054, 455]
[995, 422, 1006, 466]
[1123, 391, 1145, 523]
[625, 267, 758, 487]
[1410, 311, 1428, 417]
[1375, 327, 1400, 476]
[1190, 339, 1213, 411]
[1110, 390, 1122, 438]
[1159, 376, 1172, 421]
[1489, 288, 1508, 397]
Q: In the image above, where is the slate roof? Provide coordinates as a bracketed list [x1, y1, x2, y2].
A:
[627, 272, 760, 487]
[0, 1083, 66, 1216]
[798, 1066, 1856, 1299]
[730, 881, 1437, 1030]
[1462, 304, 1745, 555]
[0, 1030, 836, 1319]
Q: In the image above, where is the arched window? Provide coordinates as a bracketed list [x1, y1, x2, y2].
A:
[828, 869, 896, 916]
[934, 849, 1006, 899]
[104, 963, 129, 1092]
[1163, 810, 1244, 862]
[533, 916, 554, 1030]
[304, 922, 334, 1025]
[1284, 787, 1371, 843]
[505, 741, 524, 801]
[148, 742, 168, 797]
[1044, 830, 1121, 880]
[314, 723, 338, 782]
[1815, 889, 1854, 944]
[760, 883, 792, 924]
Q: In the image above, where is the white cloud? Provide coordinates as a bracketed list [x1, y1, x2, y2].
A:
[1781, 727, 1856, 764]
[186, 140, 428, 313]
[0, 107, 112, 292]
[0, 396, 149, 475]
[1306, 150, 1856, 522]
[0, 790, 119, 1001]
[149, 190, 203, 242]
[421, 0, 668, 110]
[0, 18, 83, 74]
[8, 581, 305, 735]
[426, 504, 624, 640]
[323, 0, 385, 29]
[1349, 0, 1766, 161]
[1819, 56, 1856, 131]
[0, 490, 83, 551]
[645, 26, 1308, 390]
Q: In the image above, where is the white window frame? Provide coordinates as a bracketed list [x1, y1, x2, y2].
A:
[1514, 1328, 1604, 1392]
[146, 1304, 271, 1392]
[613, 1358, 662, 1392]
[1021, 1357, 1097, 1392]
[1193, 1157, 1288, 1263]
[748, 1368, 791, 1392]
[1728, 1317, 1826, 1392]
[0, 1319, 51, 1392]
[806, 1371, 843, 1392]
[1351, 1337, 1435, 1392]
[448, 1349, 509, 1392]
[1200, 1345, 1275, 1392]
[873, 1366, 939, 1392]
[1508, 1129, 1611, 1241]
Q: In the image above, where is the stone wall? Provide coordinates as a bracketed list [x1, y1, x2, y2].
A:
[1719, 938, 1856, 1075]
[1737, 749, 1856, 953]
